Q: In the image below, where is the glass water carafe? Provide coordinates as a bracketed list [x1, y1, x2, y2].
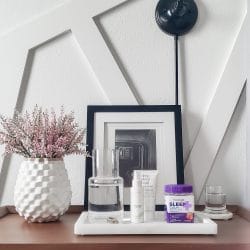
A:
[88, 149, 124, 223]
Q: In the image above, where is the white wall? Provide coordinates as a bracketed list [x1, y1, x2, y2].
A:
[0, 0, 247, 207]
[246, 0, 250, 210]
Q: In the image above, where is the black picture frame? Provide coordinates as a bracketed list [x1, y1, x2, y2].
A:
[84, 105, 184, 211]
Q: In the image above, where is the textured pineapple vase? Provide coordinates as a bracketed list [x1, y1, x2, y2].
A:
[14, 158, 72, 222]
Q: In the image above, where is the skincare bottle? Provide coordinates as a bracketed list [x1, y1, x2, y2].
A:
[130, 171, 144, 223]
[134, 170, 158, 222]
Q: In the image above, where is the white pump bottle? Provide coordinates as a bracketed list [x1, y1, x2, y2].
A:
[130, 171, 144, 223]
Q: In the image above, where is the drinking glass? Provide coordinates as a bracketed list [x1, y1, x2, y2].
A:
[205, 185, 226, 213]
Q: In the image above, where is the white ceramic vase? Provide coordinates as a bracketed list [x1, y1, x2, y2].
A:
[14, 158, 72, 222]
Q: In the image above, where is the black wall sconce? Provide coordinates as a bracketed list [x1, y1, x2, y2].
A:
[155, 0, 198, 105]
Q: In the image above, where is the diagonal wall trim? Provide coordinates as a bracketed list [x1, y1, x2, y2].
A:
[0, 0, 246, 205]
[0, 0, 138, 204]
[0, 0, 137, 109]
[0, 47, 37, 203]
[89, 0, 130, 17]
[185, 13, 247, 202]
[94, 16, 144, 105]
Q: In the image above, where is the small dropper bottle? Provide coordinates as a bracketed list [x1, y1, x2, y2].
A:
[130, 171, 144, 223]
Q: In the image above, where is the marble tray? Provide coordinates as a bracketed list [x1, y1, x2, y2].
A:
[74, 211, 217, 235]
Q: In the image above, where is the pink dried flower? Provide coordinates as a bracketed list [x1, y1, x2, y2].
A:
[0, 106, 88, 158]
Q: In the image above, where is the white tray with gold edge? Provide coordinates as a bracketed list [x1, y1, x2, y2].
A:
[74, 211, 217, 235]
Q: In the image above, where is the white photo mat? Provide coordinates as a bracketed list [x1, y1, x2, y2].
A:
[94, 112, 177, 205]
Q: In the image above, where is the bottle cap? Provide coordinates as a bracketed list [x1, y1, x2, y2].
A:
[164, 184, 193, 193]
[132, 171, 142, 187]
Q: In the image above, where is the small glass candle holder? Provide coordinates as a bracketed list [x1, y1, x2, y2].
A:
[205, 185, 227, 214]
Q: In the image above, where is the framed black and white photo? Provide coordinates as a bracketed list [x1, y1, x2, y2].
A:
[84, 105, 184, 210]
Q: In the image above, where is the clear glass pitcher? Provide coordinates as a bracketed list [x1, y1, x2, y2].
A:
[88, 149, 124, 223]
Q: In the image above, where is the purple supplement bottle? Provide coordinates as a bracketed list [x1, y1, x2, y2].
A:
[164, 184, 194, 223]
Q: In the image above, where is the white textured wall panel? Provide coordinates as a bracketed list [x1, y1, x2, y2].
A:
[97, 0, 246, 162]
[0, 0, 69, 35]
[0, 0, 247, 207]
[1, 32, 109, 205]
[200, 89, 246, 204]
[246, 1, 250, 209]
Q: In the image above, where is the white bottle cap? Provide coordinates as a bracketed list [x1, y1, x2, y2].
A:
[132, 171, 142, 188]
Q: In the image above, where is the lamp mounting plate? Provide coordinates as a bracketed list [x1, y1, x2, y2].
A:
[155, 0, 198, 36]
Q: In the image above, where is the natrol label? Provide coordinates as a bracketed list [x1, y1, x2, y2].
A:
[165, 195, 194, 223]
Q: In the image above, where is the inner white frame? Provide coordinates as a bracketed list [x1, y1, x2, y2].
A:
[94, 112, 177, 205]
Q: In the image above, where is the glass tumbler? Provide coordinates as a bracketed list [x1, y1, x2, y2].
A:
[205, 186, 227, 213]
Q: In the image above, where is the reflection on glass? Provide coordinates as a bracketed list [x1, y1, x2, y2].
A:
[115, 129, 157, 187]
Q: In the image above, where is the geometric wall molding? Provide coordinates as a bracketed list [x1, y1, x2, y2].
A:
[0, 0, 247, 205]
[0, 0, 136, 112]
[0, 0, 137, 204]
[185, 11, 247, 202]
[88, 0, 247, 203]
[93, 0, 247, 169]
